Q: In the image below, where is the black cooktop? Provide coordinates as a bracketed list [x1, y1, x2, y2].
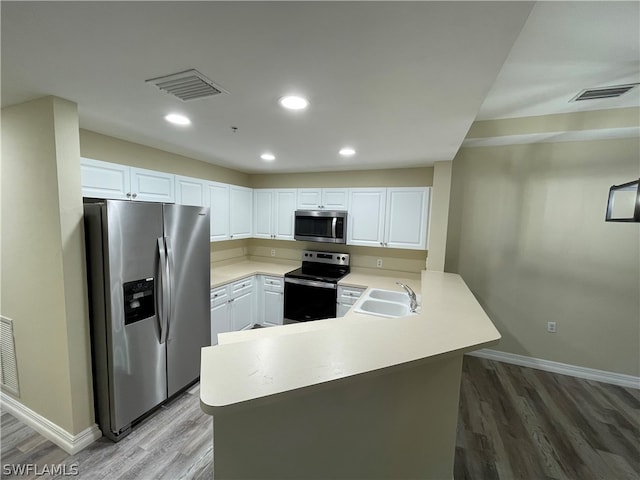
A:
[285, 264, 350, 284]
[285, 250, 351, 284]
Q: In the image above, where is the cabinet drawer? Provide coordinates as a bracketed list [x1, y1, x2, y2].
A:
[211, 286, 228, 307]
[262, 276, 283, 292]
[232, 277, 254, 296]
[337, 286, 364, 306]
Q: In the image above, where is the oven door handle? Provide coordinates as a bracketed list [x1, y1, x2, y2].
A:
[285, 277, 337, 290]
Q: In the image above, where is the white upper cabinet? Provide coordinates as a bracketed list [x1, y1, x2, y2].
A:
[208, 182, 230, 242]
[347, 188, 387, 247]
[253, 190, 275, 239]
[81, 158, 174, 202]
[347, 187, 430, 250]
[129, 167, 175, 203]
[384, 187, 430, 250]
[297, 189, 322, 210]
[297, 188, 348, 210]
[229, 185, 252, 239]
[273, 190, 297, 239]
[175, 175, 207, 206]
[80, 158, 131, 200]
[253, 189, 297, 240]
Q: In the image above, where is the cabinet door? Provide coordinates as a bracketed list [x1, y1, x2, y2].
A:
[336, 302, 351, 318]
[253, 189, 275, 239]
[274, 189, 297, 240]
[231, 290, 254, 331]
[230, 186, 252, 239]
[297, 189, 322, 209]
[208, 182, 230, 242]
[80, 158, 131, 200]
[322, 189, 349, 210]
[262, 276, 284, 326]
[210, 301, 230, 345]
[176, 175, 206, 206]
[130, 167, 175, 203]
[347, 188, 387, 247]
[263, 289, 284, 326]
[385, 187, 430, 250]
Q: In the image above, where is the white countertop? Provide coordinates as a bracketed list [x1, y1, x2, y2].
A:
[210, 259, 298, 287]
[201, 268, 501, 414]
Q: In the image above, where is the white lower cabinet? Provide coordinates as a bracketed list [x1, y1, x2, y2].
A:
[229, 277, 255, 331]
[336, 285, 365, 317]
[260, 276, 284, 326]
[210, 285, 230, 345]
[210, 277, 256, 344]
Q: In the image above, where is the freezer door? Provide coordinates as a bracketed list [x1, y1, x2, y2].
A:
[163, 204, 211, 396]
[104, 201, 167, 434]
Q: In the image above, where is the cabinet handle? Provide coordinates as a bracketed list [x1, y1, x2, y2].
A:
[132, 193, 137, 199]
[380, 242, 383, 246]
[126, 192, 132, 198]
[230, 235, 234, 239]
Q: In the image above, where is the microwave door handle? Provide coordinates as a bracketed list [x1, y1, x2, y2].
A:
[332, 217, 337, 238]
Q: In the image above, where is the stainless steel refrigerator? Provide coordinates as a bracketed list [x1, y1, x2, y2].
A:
[83, 199, 210, 441]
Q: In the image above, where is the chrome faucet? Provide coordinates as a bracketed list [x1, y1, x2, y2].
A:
[396, 282, 418, 313]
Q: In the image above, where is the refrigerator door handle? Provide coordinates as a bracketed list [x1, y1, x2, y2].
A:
[165, 236, 175, 341]
[157, 237, 169, 344]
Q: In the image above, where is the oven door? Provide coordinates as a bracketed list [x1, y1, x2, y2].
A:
[284, 278, 337, 323]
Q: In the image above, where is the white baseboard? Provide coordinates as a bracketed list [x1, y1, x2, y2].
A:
[0, 391, 102, 454]
[467, 349, 640, 390]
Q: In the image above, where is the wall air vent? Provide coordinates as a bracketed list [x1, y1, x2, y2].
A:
[146, 69, 228, 101]
[571, 83, 639, 102]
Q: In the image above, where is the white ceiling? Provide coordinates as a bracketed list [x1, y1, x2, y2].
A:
[2, 2, 638, 174]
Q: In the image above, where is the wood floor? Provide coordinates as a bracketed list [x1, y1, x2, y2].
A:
[1, 356, 638, 480]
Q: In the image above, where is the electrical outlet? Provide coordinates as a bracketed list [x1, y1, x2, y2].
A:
[547, 321, 557, 333]
[271, 249, 276, 257]
[376, 259, 383, 268]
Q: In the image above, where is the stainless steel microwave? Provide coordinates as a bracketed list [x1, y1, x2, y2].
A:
[294, 210, 347, 244]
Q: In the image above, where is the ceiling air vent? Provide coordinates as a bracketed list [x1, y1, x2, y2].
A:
[571, 83, 639, 102]
[146, 69, 228, 101]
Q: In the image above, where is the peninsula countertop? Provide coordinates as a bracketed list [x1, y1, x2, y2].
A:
[200, 269, 501, 414]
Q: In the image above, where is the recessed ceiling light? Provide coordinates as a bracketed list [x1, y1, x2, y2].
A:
[164, 113, 191, 126]
[261, 153, 276, 161]
[339, 147, 356, 157]
[279, 95, 309, 111]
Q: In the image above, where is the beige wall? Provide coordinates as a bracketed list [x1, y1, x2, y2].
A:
[1, 97, 94, 434]
[446, 136, 640, 376]
[427, 161, 452, 272]
[247, 239, 427, 273]
[80, 129, 250, 187]
[249, 167, 433, 189]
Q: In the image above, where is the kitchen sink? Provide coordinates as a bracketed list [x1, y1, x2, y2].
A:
[367, 288, 410, 304]
[354, 299, 412, 318]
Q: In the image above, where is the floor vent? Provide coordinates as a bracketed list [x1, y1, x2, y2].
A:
[571, 83, 639, 102]
[146, 69, 228, 101]
[1, 316, 19, 396]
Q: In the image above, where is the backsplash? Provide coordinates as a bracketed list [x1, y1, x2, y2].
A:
[211, 238, 427, 273]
